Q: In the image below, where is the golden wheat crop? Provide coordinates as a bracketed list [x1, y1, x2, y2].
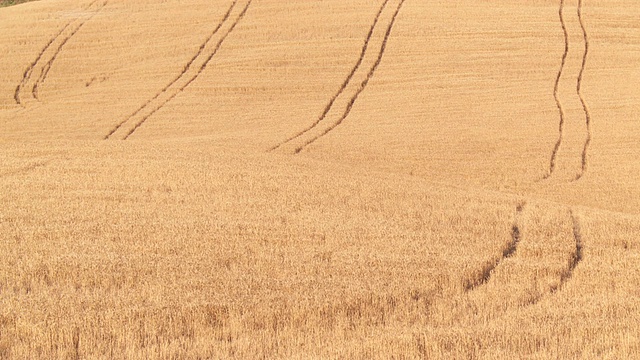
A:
[1, 0, 640, 358]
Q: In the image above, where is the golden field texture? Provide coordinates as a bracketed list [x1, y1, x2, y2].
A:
[1, 0, 640, 358]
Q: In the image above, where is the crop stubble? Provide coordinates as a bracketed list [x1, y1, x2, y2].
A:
[1, 0, 639, 358]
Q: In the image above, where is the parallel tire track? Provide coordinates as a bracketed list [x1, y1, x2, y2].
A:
[104, 0, 252, 140]
[268, 0, 405, 154]
[296, 0, 405, 154]
[449, 205, 585, 330]
[544, 0, 592, 181]
[464, 203, 524, 292]
[294, 0, 406, 154]
[14, 24, 72, 105]
[32, 1, 108, 100]
[545, 0, 569, 179]
[14, 0, 105, 105]
[104, 0, 239, 139]
[267, 0, 392, 152]
[574, 0, 591, 181]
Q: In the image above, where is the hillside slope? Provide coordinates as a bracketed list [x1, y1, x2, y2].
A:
[1, 0, 639, 358]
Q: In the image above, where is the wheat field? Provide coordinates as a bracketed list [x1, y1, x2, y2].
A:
[1, 0, 640, 358]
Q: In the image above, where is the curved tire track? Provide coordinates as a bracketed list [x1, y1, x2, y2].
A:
[14, 0, 106, 105]
[32, 1, 108, 100]
[464, 203, 524, 292]
[543, 0, 592, 181]
[104, 0, 252, 140]
[551, 210, 583, 293]
[450, 204, 585, 328]
[14, 24, 72, 105]
[574, 0, 592, 181]
[545, 0, 569, 179]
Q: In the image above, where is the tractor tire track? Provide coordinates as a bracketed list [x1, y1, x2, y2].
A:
[545, 0, 569, 179]
[464, 203, 524, 292]
[14, 0, 104, 105]
[32, 1, 108, 100]
[104, 0, 239, 139]
[438, 204, 586, 328]
[543, 0, 592, 182]
[551, 210, 583, 293]
[294, 0, 405, 154]
[574, 0, 591, 181]
[105, 0, 252, 140]
[267, 0, 392, 152]
[122, 0, 252, 140]
[14, 24, 72, 105]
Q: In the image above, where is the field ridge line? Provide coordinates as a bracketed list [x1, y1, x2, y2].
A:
[574, 0, 591, 181]
[267, 0, 391, 152]
[464, 203, 525, 292]
[122, 0, 252, 140]
[544, 0, 569, 179]
[295, 0, 406, 154]
[0, 160, 53, 178]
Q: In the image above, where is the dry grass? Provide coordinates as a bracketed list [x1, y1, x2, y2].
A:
[1, 0, 640, 358]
